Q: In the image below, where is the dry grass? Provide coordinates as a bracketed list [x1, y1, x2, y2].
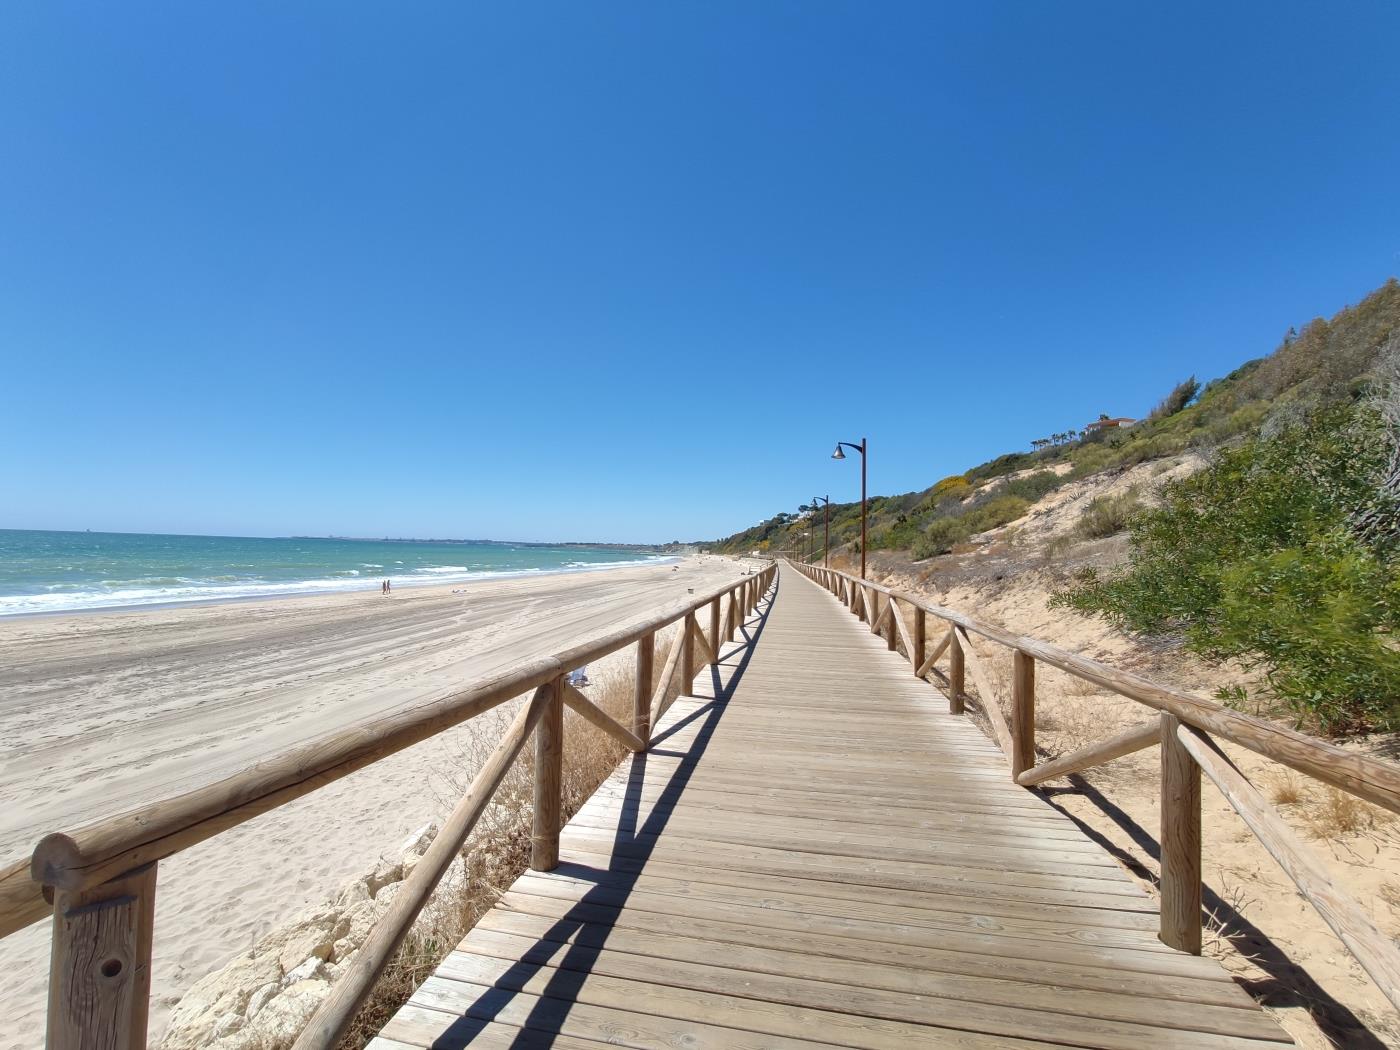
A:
[333, 626, 684, 1049]
[1380, 881, 1400, 912]
[1303, 787, 1393, 842]
[1267, 772, 1308, 806]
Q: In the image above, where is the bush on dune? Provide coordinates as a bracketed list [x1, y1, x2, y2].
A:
[1053, 402, 1400, 732]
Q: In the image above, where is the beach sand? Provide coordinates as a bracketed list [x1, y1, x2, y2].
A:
[0, 555, 744, 1049]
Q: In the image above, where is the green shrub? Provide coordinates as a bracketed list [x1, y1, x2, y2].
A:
[1053, 403, 1400, 732]
[1004, 470, 1065, 503]
[913, 495, 1031, 558]
[1149, 376, 1201, 420]
[1075, 489, 1145, 539]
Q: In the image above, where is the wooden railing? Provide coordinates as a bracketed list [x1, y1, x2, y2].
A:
[0, 563, 777, 1050]
[790, 560, 1400, 1014]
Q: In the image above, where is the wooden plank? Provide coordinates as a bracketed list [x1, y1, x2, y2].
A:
[632, 632, 653, 743]
[889, 596, 916, 659]
[478, 900, 1249, 1007]
[689, 616, 717, 668]
[1159, 713, 1202, 954]
[47, 862, 157, 1050]
[424, 962, 1075, 1050]
[949, 626, 966, 713]
[463, 924, 1284, 1041]
[1011, 650, 1036, 779]
[955, 627, 1013, 760]
[294, 686, 554, 1049]
[435, 945, 1281, 1050]
[1179, 723, 1400, 1012]
[1016, 721, 1159, 787]
[376, 563, 1289, 1050]
[562, 682, 645, 753]
[917, 626, 954, 677]
[802, 565, 1400, 816]
[647, 624, 686, 727]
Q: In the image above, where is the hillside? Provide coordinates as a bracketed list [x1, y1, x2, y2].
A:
[706, 277, 1400, 563]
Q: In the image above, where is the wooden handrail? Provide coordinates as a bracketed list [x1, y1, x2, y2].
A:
[561, 682, 646, 753]
[789, 559, 1400, 1010]
[7, 562, 777, 1050]
[21, 569, 768, 908]
[791, 562, 1400, 815]
[953, 625, 1015, 760]
[293, 682, 554, 1049]
[1177, 724, 1400, 1012]
[1015, 720, 1159, 787]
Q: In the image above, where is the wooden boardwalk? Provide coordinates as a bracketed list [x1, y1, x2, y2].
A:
[372, 565, 1291, 1049]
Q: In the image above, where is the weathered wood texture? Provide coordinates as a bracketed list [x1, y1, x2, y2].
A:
[1178, 725, 1400, 1012]
[1016, 721, 1159, 787]
[530, 680, 564, 872]
[796, 566, 1400, 816]
[295, 689, 553, 1050]
[47, 863, 157, 1050]
[1159, 714, 1203, 954]
[378, 566, 1289, 1050]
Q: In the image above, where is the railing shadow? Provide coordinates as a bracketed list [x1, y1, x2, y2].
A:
[429, 576, 780, 1047]
[1041, 776, 1388, 1050]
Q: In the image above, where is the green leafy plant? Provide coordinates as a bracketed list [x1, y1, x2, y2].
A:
[1053, 403, 1400, 732]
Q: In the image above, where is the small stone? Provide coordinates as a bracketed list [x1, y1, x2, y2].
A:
[398, 821, 439, 858]
[335, 879, 371, 908]
[276, 925, 334, 973]
[282, 956, 328, 986]
[245, 981, 279, 1020]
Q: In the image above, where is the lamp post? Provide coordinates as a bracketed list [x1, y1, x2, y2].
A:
[812, 495, 830, 567]
[802, 531, 812, 563]
[831, 437, 867, 579]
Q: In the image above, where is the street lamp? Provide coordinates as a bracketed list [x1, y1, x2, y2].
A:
[831, 437, 867, 579]
[812, 495, 830, 568]
[802, 531, 812, 562]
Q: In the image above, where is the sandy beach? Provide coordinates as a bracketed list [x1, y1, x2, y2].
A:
[0, 555, 743, 1049]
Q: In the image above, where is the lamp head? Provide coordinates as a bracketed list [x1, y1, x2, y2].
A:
[831, 444, 845, 460]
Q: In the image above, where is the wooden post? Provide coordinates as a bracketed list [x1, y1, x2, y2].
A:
[47, 862, 157, 1050]
[633, 633, 653, 744]
[681, 613, 697, 690]
[913, 608, 926, 676]
[948, 630, 965, 714]
[708, 599, 720, 662]
[1159, 712, 1202, 954]
[530, 678, 563, 871]
[886, 599, 898, 651]
[1011, 651, 1036, 779]
[726, 593, 737, 641]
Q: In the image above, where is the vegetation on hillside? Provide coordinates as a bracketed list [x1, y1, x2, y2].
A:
[711, 279, 1399, 563]
[705, 278, 1400, 732]
[1054, 399, 1400, 731]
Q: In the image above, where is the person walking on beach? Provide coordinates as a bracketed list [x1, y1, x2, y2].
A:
[385, 578, 392, 594]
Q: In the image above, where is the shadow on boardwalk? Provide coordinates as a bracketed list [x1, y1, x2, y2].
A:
[424, 580, 778, 1047]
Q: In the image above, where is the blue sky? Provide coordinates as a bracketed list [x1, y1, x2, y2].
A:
[2, 2, 1398, 543]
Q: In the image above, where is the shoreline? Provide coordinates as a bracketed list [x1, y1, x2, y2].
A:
[0, 552, 683, 621]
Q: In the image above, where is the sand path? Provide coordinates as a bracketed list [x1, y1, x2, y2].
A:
[0, 556, 742, 1048]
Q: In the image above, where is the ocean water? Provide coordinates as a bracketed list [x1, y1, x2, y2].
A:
[0, 530, 673, 616]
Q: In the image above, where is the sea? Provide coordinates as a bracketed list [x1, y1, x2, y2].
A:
[0, 529, 675, 617]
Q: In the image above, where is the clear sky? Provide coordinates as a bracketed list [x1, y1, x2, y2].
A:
[2, 3, 1398, 543]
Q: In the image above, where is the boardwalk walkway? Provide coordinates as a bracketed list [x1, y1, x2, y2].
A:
[373, 565, 1290, 1049]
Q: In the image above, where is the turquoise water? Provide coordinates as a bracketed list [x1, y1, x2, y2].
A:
[0, 530, 672, 616]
